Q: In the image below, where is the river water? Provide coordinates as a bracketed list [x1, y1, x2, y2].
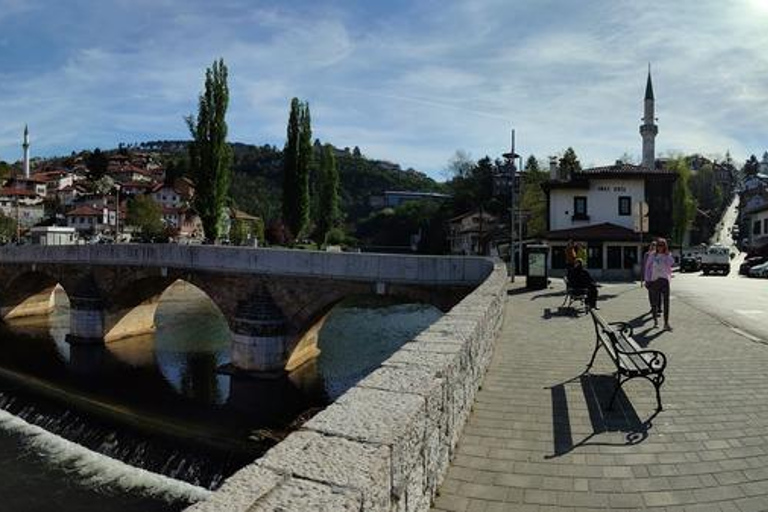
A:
[0, 282, 442, 511]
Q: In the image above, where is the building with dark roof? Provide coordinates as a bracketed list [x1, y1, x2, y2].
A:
[543, 69, 677, 279]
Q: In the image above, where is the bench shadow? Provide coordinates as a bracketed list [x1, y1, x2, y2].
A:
[546, 373, 655, 458]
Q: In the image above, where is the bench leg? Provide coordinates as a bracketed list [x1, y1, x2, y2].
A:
[652, 374, 665, 412]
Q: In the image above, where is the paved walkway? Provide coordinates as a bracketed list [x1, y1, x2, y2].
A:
[432, 280, 768, 512]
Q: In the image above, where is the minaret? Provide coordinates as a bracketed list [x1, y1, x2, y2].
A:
[22, 125, 30, 178]
[640, 65, 658, 169]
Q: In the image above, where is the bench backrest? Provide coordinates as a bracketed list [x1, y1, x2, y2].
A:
[590, 310, 649, 373]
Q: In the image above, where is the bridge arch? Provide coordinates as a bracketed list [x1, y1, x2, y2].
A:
[0, 270, 63, 320]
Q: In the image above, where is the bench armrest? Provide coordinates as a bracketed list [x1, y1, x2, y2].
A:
[613, 346, 667, 372]
[609, 321, 634, 339]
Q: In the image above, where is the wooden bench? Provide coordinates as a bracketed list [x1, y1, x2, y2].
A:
[587, 310, 667, 412]
[561, 276, 588, 313]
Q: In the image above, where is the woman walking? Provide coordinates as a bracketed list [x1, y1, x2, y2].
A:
[645, 238, 674, 330]
[641, 240, 658, 314]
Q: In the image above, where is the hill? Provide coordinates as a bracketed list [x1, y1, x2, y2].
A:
[139, 140, 444, 225]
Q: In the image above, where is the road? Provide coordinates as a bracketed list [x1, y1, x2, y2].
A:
[672, 194, 768, 343]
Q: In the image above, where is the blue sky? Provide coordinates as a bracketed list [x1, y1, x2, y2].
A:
[1, 0, 767, 179]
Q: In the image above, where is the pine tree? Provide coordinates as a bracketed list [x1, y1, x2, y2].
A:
[558, 147, 581, 180]
[186, 59, 232, 242]
[316, 144, 341, 244]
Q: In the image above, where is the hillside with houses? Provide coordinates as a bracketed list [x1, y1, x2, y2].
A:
[0, 141, 443, 246]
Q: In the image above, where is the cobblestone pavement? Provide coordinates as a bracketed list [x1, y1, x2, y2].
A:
[432, 280, 768, 512]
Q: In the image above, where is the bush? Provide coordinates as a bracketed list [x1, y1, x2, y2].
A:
[325, 227, 346, 246]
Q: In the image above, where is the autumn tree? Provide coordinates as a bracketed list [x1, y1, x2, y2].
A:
[127, 195, 164, 241]
[669, 157, 697, 246]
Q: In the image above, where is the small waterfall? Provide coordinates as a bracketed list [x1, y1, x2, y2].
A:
[0, 390, 249, 497]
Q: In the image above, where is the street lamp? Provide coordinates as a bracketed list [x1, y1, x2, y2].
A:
[503, 129, 522, 282]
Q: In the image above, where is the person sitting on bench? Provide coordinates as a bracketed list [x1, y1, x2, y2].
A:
[569, 258, 599, 310]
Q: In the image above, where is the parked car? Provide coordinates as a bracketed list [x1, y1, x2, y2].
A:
[748, 261, 768, 278]
[740, 256, 768, 276]
[680, 255, 701, 273]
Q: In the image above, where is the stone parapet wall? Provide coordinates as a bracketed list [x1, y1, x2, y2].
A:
[0, 245, 492, 286]
[187, 260, 508, 512]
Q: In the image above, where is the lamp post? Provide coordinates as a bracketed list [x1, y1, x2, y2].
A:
[503, 129, 522, 281]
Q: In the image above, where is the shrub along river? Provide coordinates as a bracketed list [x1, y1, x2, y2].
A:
[0, 281, 441, 511]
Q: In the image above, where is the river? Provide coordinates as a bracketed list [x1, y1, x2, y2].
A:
[0, 281, 442, 511]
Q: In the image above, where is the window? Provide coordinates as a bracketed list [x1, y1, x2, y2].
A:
[764, 219, 768, 235]
[754, 221, 762, 235]
[573, 196, 588, 220]
[623, 246, 638, 269]
[607, 246, 622, 269]
[587, 244, 603, 269]
[618, 196, 631, 216]
[551, 246, 566, 269]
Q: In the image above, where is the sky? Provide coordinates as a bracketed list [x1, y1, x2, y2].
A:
[1, 0, 767, 180]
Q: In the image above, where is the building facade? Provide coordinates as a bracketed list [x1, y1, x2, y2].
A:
[543, 68, 676, 279]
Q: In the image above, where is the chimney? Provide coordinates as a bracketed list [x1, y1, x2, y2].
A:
[549, 156, 559, 180]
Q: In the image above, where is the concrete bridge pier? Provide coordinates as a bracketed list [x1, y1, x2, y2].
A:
[230, 289, 290, 375]
[67, 295, 105, 344]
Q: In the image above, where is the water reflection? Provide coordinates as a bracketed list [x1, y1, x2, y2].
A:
[0, 281, 442, 510]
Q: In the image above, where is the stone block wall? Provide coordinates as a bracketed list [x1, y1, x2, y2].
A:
[186, 260, 508, 512]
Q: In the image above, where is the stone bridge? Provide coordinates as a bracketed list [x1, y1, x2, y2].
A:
[0, 245, 493, 374]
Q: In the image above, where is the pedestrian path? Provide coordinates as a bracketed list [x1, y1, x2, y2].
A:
[432, 280, 768, 512]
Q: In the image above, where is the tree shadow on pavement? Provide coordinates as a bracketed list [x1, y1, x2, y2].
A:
[546, 374, 656, 458]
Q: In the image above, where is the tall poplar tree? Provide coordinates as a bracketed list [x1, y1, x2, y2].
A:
[316, 144, 341, 244]
[186, 59, 232, 242]
[282, 98, 312, 239]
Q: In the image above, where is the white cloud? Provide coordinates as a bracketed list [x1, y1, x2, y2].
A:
[2, 0, 768, 174]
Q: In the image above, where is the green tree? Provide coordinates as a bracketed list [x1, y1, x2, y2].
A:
[86, 148, 108, 181]
[743, 154, 760, 177]
[558, 147, 581, 180]
[0, 161, 12, 181]
[669, 157, 697, 246]
[186, 59, 232, 242]
[316, 144, 341, 244]
[521, 155, 548, 238]
[0, 211, 17, 242]
[127, 195, 163, 240]
[281, 98, 312, 240]
[689, 162, 724, 244]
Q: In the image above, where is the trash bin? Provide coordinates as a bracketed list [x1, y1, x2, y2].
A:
[526, 244, 549, 289]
